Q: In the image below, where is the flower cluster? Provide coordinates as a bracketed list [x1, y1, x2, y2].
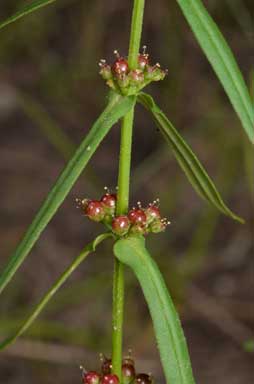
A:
[76, 190, 170, 238]
[81, 354, 154, 384]
[99, 47, 167, 96]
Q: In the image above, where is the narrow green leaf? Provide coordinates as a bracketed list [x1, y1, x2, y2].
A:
[0, 0, 58, 30]
[175, 0, 254, 143]
[0, 93, 136, 295]
[138, 92, 244, 223]
[0, 233, 112, 350]
[114, 236, 196, 384]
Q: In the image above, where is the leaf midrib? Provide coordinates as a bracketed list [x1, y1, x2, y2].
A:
[126, 238, 187, 384]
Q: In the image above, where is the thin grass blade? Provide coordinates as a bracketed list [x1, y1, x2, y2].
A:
[0, 0, 58, 30]
[0, 93, 136, 295]
[138, 92, 243, 223]
[114, 236, 196, 384]
[175, 0, 254, 143]
[0, 233, 112, 350]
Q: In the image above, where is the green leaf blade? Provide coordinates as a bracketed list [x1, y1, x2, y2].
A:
[138, 92, 244, 223]
[0, 233, 112, 350]
[0, 0, 58, 30]
[175, 0, 254, 143]
[114, 236, 196, 384]
[0, 93, 136, 295]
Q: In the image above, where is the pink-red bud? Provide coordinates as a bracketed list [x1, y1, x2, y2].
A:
[85, 200, 105, 222]
[128, 209, 147, 225]
[101, 374, 119, 384]
[145, 205, 161, 224]
[82, 371, 101, 384]
[101, 193, 117, 215]
[112, 58, 129, 76]
[122, 363, 136, 384]
[112, 216, 130, 236]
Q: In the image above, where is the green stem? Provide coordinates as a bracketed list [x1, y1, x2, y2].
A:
[116, 109, 135, 214]
[128, 0, 146, 69]
[111, 0, 145, 379]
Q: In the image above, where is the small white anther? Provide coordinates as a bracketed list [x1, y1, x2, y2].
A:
[86, 146, 91, 151]
[99, 353, 104, 361]
[114, 50, 120, 58]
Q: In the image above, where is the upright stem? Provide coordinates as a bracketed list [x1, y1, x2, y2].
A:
[111, 0, 145, 379]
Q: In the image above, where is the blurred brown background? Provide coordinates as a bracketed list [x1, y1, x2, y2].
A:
[0, 0, 253, 383]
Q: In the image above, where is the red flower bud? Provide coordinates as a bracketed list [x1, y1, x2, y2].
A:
[112, 58, 129, 76]
[85, 200, 105, 222]
[112, 216, 130, 236]
[101, 374, 119, 384]
[128, 208, 147, 225]
[145, 204, 161, 224]
[101, 193, 117, 215]
[122, 362, 136, 384]
[82, 371, 101, 384]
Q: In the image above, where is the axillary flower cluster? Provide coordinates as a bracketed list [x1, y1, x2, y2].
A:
[99, 46, 167, 95]
[81, 353, 154, 384]
[76, 189, 170, 238]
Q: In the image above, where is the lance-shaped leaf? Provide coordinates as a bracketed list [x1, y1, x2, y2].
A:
[0, 93, 136, 295]
[138, 92, 243, 223]
[0, 233, 112, 350]
[0, 0, 58, 30]
[114, 236, 196, 384]
[175, 0, 254, 143]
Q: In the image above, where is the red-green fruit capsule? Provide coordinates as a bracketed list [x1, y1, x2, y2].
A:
[146, 65, 166, 82]
[150, 218, 166, 233]
[112, 58, 129, 76]
[101, 357, 112, 374]
[145, 205, 161, 224]
[129, 69, 144, 84]
[101, 374, 119, 384]
[100, 64, 112, 80]
[117, 73, 130, 90]
[122, 363, 136, 384]
[129, 223, 147, 236]
[82, 371, 101, 384]
[85, 200, 105, 222]
[138, 54, 149, 69]
[135, 373, 153, 384]
[112, 216, 130, 236]
[128, 209, 147, 225]
[101, 193, 117, 215]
